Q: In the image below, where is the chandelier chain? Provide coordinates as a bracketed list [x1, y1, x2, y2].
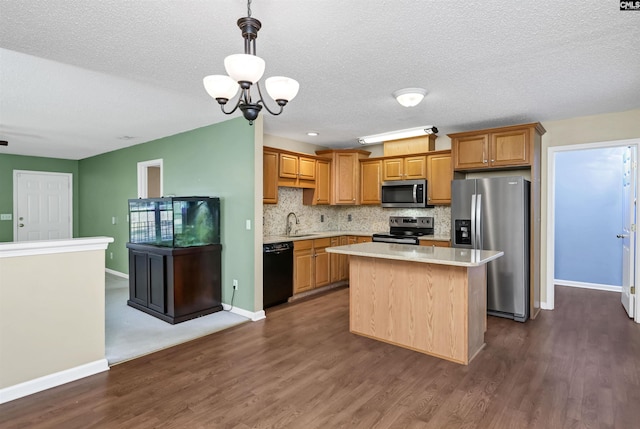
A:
[247, 0, 252, 17]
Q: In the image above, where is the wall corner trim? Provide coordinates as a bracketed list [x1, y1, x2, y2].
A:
[0, 359, 109, 405]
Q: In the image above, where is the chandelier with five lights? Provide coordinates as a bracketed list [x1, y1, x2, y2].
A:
[203, 0, 299, 125]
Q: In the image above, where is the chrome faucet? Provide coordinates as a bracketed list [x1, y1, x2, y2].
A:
[286, 212, 299, 236]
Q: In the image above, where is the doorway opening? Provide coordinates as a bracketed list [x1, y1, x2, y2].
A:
[137, 159, 163, 198]
[547, 138, 640, 322]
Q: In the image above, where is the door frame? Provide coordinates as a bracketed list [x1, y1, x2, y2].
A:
[137, 159, 163, 198]
[12, 170, 73, 241]
[546, 138, 640, 322]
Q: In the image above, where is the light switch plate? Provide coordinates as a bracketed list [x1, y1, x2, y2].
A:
[0, 214, 12, 221]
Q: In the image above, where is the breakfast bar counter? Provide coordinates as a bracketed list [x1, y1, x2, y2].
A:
[326, 242, 503, 365]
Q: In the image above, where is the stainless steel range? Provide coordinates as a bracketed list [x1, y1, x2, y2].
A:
[372, 216, 434, 245]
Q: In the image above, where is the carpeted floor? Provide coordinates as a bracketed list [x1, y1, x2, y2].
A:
[105, 274, 249, 364]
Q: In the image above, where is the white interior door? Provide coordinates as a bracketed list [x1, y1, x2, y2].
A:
[621, 147, 636, 318]
[14, 171, 72, 241]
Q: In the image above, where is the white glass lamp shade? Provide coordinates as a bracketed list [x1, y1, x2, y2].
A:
[224, 54, 265, 84]
[265, 76, 300, 102]
[393, 88, 427, 107]
[203, 75, 239, 100]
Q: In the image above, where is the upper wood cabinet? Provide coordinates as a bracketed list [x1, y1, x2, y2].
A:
[449, 123, 546, 171]
[360, 159, 382, 205]
[360, 150, 452, 206]
[303, 159, 331, 206]
[426, 152, 452, 205]
[263, 147, 329, 204]
[382, 155, 427, 181]
[383, 135, 436, 156]
[316, 149, 371, 205]
[263, 149, 279, 204]
[279, 153, 316, 185]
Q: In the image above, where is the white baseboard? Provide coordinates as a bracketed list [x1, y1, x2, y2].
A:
[222, 304, 266, 321]
[105, 268, 128, 279]
[0, 359, 109, 404]
[554, 279, 622, 293]
[541, 301, 553, 310]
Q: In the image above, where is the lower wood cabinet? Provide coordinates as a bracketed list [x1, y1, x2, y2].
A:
[294, 238, 332, 294]
[293, 240, 314, 293]
[419, 239, 451, 247]
[295, 235, 372, 294]
[314, 239, 331, 288]
[126, 243, 223, 324]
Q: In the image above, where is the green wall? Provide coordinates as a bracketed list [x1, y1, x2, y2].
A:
[78, 118, 258, 311]
[0, 154, 80, 242]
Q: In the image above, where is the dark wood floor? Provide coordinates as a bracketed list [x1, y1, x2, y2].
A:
[2, 285, 640, 429]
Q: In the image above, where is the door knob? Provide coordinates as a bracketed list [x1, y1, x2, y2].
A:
[19, 223, 24, 227]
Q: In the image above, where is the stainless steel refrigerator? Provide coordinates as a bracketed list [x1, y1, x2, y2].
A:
[451, 176, 530, 322]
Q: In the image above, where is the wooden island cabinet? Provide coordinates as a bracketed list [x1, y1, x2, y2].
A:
[327, 242, 503, 365]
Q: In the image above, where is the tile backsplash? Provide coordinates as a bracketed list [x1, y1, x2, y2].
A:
[263, 187, 451, 237]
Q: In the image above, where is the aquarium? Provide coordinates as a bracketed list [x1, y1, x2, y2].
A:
[128, 197, 220, 247]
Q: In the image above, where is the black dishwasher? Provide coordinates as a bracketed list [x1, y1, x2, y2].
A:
[263, 242, 294, 308]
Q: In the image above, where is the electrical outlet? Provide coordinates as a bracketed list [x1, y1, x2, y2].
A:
[233, 279, 239, 290]
[110, 252, 113, 260]
[348, 214, 352, 221]
[320, 214, 325, 222]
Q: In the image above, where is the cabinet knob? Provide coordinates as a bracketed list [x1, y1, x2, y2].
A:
[491, 159, 495, 162]
[483, 160, 488, 163]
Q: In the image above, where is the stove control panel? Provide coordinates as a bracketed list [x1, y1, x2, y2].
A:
[389, 216, 433, 228]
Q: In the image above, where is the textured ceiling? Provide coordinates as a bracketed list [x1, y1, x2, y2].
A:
[1, 0, 639, 160]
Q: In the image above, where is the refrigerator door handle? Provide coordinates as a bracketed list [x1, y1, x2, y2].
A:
[470, 193, 477, 250]
[476, 194, 482, 250]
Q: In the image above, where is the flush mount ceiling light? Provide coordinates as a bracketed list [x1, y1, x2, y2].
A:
[307, 132, 319, 137]
[358, 126, 438, 145]
[393, 88, 427, 107]
[203, 0, 299, 125]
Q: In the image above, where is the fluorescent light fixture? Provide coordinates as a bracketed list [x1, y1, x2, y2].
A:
[307, 131, 319, 137]
[358, 126, 438, 145]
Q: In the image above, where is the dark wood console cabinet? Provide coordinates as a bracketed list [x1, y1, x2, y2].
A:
[126, 243, 223, 324]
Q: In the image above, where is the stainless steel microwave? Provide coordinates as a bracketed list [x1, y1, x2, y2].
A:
[381, 179, 432, 208]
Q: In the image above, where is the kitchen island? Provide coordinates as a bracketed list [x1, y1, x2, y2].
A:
[326, 242, 503, 365]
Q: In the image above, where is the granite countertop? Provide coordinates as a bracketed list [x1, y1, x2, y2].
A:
[263, 230, 451, 244]
[325, 242, 503, 267]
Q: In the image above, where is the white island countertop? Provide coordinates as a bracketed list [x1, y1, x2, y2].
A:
[326, 242, 503, 267]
